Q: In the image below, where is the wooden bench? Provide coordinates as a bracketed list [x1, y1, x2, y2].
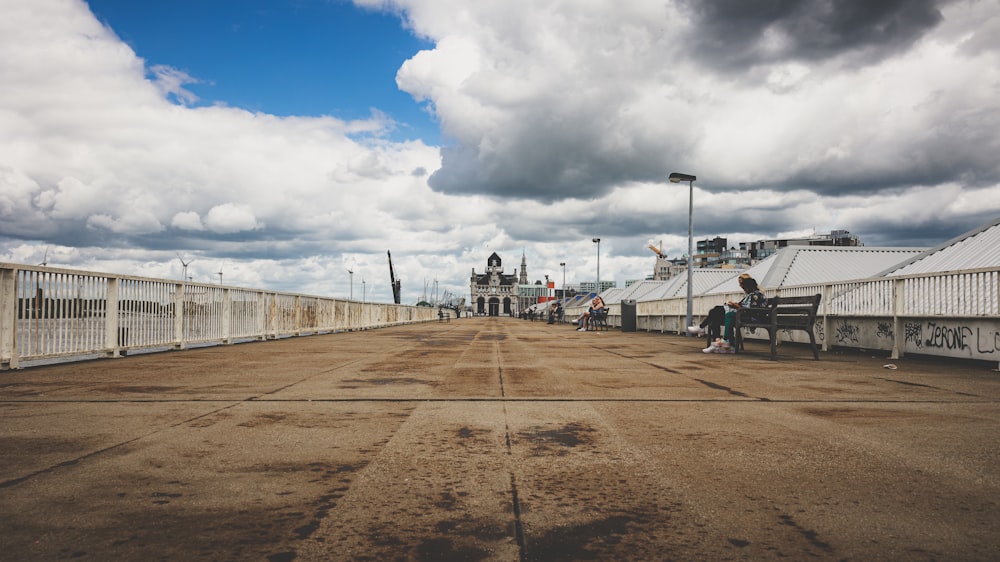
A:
[734, 294, 821, 360]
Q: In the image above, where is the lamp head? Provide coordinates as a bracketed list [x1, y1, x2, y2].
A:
[592, 238, 600, 243]
[669, 172, 696, 183]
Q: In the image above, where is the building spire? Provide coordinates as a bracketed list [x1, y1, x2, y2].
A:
[519, 249, 528, 284]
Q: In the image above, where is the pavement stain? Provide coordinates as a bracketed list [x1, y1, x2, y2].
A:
[521, 503, 696, 562]
[799, 406, 956, 422]
[0, 380, 80, 396]
[777, 513, 834, 553]
[0, 435, 96, 456]
[456, 426, 491, 441]
[477, 334, 507, 341]
[97, 385, 179, 393]
[340, 376, 435, 387]
[235, 411, 366, 429]
[354, 517, 509, 561]
[520, 422, 597, 456]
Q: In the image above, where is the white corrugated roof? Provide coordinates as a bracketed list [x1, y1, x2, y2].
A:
[640, 277, 685, 301]
[606, 280, 671, 304]
[880, 217, 1000, 276]
[704, 259, 774, 294]
[636, 269, 739, 301]
[703, 246, 925, 294]
[599, 288, 627, 304]
[764, 246, 925, 286]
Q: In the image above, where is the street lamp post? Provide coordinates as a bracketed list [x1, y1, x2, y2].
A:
[559, 262, 566, 299]
[669, 172, 696, 335]
[591, 238, 601, 295]
[347, 269, 354, 300]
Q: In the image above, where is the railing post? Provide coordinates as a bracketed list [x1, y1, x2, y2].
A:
[891, 278, 906, 360]
[821, 284, 830, 352]
[256, 291, 267, 340]
[0, 267, 18, 369]
[106, 277, 121, 358]
[173, 283, 186, 350]
[222, 288, 232, 344]
[294, 295, 302, 335]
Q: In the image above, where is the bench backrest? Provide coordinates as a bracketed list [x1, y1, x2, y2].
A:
[767, 294, 821, 327]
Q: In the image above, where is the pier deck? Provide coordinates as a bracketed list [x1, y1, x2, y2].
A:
[2, 317, 998, 560]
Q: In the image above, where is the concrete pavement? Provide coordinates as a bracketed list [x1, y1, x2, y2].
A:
[1, 317, 998, 561]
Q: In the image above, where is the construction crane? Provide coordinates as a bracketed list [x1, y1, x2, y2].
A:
[387, 250, 402, 305]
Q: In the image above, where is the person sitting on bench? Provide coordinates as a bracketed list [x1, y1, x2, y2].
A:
[547, 301, 559, 324]
[577, 296, 606, 331]
[687, 274, 765, 353]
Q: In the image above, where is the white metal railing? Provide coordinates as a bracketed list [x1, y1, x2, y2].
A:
[561, 267, 1000, 364]
[0, 263, 438, 369]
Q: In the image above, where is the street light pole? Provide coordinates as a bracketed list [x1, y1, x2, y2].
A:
[347, 269, 354, 300]
[591, 238, 601, 295]
[669, 172, 697, 335]
[559, 262, 566, 299]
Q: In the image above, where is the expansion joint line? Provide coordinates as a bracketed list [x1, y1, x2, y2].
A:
[496, 339, 505, 398]
[496, 338, 527, 561]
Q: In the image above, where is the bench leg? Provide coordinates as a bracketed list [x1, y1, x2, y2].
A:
[705, 325, 721, 347]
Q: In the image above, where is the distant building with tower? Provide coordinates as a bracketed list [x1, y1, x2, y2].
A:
[470, 252, 518, 316]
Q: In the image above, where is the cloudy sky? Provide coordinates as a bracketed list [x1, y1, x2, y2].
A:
[2, 0, 999, 304]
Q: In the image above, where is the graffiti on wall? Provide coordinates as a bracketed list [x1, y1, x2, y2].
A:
[906, 321, 999, 356]
[834, 319, 859, 344]
[925, 322, 972, 351]
[746, 318, 997, 358]
[905, 322, 923, 349]
[876, 322, 893, 339]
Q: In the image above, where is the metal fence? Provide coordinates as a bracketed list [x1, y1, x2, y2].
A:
[0, 263, 438, 369]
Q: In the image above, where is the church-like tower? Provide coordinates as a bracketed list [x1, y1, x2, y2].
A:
[470, 252, 518, 316]
[519, 250, 528, 285]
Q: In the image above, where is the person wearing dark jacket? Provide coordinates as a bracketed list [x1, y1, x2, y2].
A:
[688, 274, 765, 353]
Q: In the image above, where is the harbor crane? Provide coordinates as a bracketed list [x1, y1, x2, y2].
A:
[387, 250, 401, 305]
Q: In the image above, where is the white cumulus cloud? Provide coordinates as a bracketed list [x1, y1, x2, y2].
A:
[203, 203, 260, 234]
